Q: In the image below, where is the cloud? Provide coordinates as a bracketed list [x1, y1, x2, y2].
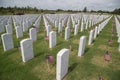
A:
[0, 0, 120, 11]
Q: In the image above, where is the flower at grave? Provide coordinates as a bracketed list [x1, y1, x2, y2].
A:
[46, 55, 54, 63]
[104, 51, 110, 61]
[45, 36, 49, 41]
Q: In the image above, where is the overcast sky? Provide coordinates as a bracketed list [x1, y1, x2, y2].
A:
[0, 0, 120, 11]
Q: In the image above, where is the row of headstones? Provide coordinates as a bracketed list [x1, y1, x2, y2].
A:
[0, 15, 40, 36]
[20, 25, 109, 80]
[0, 16, 12, 33]
[115, 16, 120, 51]
[46, 15, 111, 41]
[45, 14, 69, 28]
[79, 16, 112, 56]
[1, 15, 111, 52]
[1, 17, 111, 80]
[45, 14, 110, 36]
[13, 15, 41, 32]
[18, 25, 107, 80]
[1, 27, 37, 51]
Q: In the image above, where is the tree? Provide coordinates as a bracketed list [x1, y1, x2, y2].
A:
[83, 7, 87, 12]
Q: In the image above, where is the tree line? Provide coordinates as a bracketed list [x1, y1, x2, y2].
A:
[0, 6, 119, 15]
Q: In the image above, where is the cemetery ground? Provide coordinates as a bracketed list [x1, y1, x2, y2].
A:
[0, 16, 120, 80]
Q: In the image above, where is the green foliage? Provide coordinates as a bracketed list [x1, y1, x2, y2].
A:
[112, 8, 120, 15]
[83, 7, 87, 12]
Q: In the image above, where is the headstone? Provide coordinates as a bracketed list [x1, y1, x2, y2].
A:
[15, 26, 23, 38]
[118, 37, 120, 51]
[0, 23, 5, 33]
[6, 24, 12, 34]
[20, 38, 34, 62]
[29, 28, 37, 42]
[97, 25, 100, 34]
[78, 36, 86, 56]
[22, 21, 28, 32]
[55, 20, 58, 28]
[49, 31, 56, 48]
[81, 21, 84, 32]
[85, 20, 88, 29]
[67, 20, 70, 28]
[74, 24, 78, 35]
[56, 48, 69, 80]
[1, 33, 14, 51]
[72, 21, 75, 28]
[88, 30, 94, 45]
[46, 25, 51, 36]
[65, 27, 70, 40]
[58, 23, 62, 33]
[93, 27, 98, 39]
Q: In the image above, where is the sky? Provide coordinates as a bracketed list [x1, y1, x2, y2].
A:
[0, 0, 120, 11]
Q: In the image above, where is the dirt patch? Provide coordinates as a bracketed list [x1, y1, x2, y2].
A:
[72, 39, 79, 44]
[98, 45, 113, 52]
[31, 62, 55, 79]
[91, 55, 111, 68]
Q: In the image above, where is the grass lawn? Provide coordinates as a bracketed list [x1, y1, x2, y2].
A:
[0, 15, 120, 80]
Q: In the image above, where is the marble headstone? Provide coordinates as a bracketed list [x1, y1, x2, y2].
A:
[65, 27, 70, 40]
[74, 24, 78, 36]
[20, 38, 34, 62]
[88, 30, 94, 45]
[29, 28, 37, 42]
[15, 26, 23, 38]
[56, 48, 70, 80]
[1, 33, 14, 51]
[78, 36, 86, 56]
[49, 31, 56, 48]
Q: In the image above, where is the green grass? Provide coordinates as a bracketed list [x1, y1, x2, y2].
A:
[0, 15, 120, 80]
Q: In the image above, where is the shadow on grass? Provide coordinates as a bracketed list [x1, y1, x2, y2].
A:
[68, 63, 78, 73]
[85, 47, 89, 53]
[34, 52, 44, 58]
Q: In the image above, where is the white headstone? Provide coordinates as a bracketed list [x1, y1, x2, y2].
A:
[29, 28, 37, 42]
[6, 25, 12, 34]
[88, 30, 94, 45]
[22, 21, 28, 32]
[46, 25, 51, 36]
[58, 23, 62, 33]
[78, 36, 86, 56]
[72, 21, 75, 28]
[0, 23, 5, 33]
[20, 38, 34, 62]
[56, 48, 69, 80]
[1, 33, 14, 51]
[55, 20, 58, 28]
[81, 21, 84, 32]
[94, 27, 98, 39]
[118, 37, 120, 43]
[85, 21, 88, 29]
[65, 27, 70, 40]
[74, 24, 78, 35]
[15, 26, 23, 38]
[97, 25, 101, 34]
[49, 31, 56, 48]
